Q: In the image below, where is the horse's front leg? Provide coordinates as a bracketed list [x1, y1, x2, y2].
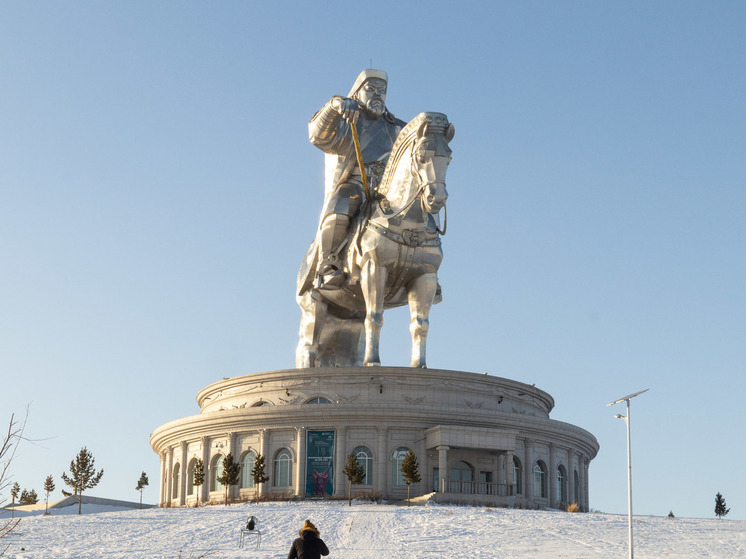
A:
[408, 272, 438, 368]
[359, 257, 388, 366]
[295, 291, 327, 368]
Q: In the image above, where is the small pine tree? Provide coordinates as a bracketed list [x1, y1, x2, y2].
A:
[343, 453, 366, 506]
[135, 472, 149, 509]
[192, 459, 204, 506]
[27, 489, 39, 505]
[715, 492, 730, 519]
[216, 453, 241, 506]
[61, 447, 104, 515]
[11, 482, 20, 506]
[251, 454, 269, 502]
[400, 450, 422, 507]
[44, 475, 55, 515]
[19, 489, 29, 505]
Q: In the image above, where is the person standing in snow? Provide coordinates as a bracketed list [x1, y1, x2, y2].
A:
[287, 519, 329, 559]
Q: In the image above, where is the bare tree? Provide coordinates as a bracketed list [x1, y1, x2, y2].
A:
[1, 412, 28, 556]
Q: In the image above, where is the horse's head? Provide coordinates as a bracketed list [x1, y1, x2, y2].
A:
[377, 112, 454, 218]
[412, 115, 454, 214]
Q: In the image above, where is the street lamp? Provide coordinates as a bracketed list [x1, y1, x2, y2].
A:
[607, 388, 649, 559]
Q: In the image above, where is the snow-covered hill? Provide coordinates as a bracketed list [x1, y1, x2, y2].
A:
[2, 501, 744, 558]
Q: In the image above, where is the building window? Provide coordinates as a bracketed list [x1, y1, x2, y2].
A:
[513, 456, 522, 495]
[450, 461, 473, 482]
[187, 459, 196, 496]
[391, 447, 410, 486]
[304, 397, 332, 404]
[352, 446, 373, 485]
[240, 451, 257, 489]
[172, 463, 180, 499]
[556, 465, 567, 503]
[251, 400, 272, 407]
[534, 461, 547, 499]
[211, 455, 224, 492]
[273, 448, 292, 487]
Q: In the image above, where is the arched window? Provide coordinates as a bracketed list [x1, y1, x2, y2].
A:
[353, 446, 373, 485]
[304, 397, 332, 405]
[240, 451, 257, 489]
[211, 455, 224, 492]
[534, 461, 547, 499]
[450, 461, 473, 482]
[391, 447, 410, 486]
[273, 448, 292, 487]
[556, 465, 567, 503]
[187, 459, 196, 496]
[513, 456, 522, 495]
[172, 463, 180, 499]
[251, 400, 272, 407]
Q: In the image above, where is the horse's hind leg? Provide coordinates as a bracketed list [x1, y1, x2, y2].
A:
[360, 257, 388, 366]
[408, 272, 438, 368]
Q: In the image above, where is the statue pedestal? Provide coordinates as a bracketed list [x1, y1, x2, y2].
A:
[151, 367, 598, 509]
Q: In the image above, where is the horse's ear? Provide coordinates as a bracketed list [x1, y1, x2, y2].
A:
[445, 123, 455, 143]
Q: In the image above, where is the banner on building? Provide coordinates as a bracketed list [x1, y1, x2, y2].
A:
[305, 430, 335, 496]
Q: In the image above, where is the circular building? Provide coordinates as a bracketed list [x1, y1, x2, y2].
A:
[150, 367, 599, 509]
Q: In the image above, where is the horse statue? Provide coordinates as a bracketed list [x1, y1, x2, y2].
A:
[296, 112, 454, 368]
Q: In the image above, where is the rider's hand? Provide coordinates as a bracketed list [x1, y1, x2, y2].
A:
[331, 96, 360, 125]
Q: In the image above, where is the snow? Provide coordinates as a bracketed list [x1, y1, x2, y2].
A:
[2, 501, 744, 558]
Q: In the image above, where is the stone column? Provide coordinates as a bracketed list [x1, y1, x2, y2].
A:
[159, 452, 167, 507]
[334, 426, 347, 497]
[227, 432, 237, 502]
[415, 436, 426, 499]
[166, 448, 173, 505]
[497, 452, 505, 482]
[583, 457, 590, 512]
[179, 442, 188, 506]
[568, 451, 576, 506]
[376, 427, 387, 497]
[200, 436, 210, 503]
[294, 427, 305, 497]
[437, 445, 449, 493]
[549, 443, 557, 508]
[505, 450, 515, 506]
[259, 429, 269, 498]
[524, 439, 534, 507]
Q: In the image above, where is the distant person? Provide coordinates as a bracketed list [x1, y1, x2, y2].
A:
[287, 519, 329, 559]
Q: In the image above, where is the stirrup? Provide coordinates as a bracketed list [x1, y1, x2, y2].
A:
[315, 255, 346, 290]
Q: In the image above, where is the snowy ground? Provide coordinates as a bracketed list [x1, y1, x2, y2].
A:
[2, 501, 745, 559]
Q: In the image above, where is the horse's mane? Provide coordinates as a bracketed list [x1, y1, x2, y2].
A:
[377, 112, 450, 199]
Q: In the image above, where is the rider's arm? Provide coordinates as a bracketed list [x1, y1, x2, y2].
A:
[309, 96, 359, 149]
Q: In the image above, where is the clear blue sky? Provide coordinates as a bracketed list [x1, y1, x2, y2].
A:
[2, 1, 744, 520]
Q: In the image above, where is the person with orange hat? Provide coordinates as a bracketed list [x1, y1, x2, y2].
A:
[287, 519, 329, 559]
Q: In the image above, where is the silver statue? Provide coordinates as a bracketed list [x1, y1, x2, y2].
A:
[297, 70, 454, 368]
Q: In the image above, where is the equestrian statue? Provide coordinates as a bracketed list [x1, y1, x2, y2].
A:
[296, 69, 454, 368]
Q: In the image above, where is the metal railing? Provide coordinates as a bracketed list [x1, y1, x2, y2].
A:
[440, 479, 515, 497]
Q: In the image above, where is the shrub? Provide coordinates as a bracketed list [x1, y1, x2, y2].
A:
[567, 502, 581, 513]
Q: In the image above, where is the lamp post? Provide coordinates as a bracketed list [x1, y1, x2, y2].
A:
[607, 388, 648, 559]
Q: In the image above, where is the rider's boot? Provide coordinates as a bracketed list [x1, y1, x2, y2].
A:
[315, 214, 350, 290]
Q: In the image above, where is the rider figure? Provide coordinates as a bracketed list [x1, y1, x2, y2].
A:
[309, 69, 406, 289]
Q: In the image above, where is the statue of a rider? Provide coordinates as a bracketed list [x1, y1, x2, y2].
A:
[306, 69, 406, 291]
